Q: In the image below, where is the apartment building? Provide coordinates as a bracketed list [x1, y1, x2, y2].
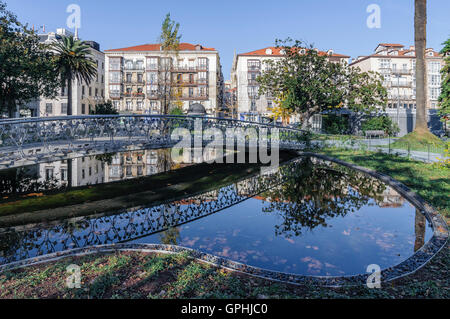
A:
[350, 43, 444, 110]
[24, 28, 105, 117]
[231, 47, 350, 122]
[104, 43, 223, 116]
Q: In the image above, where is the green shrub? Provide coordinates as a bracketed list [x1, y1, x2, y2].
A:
[361, 115, 399, 136]
[322, 114, 350, 135]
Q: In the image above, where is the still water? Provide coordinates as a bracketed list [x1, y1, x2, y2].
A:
[0, 152, 432, 276]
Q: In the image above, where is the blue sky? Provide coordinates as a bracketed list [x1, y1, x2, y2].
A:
[5, 0, 450, 79]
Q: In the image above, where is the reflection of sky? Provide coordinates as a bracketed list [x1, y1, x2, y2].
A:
[132, 197, 432, 276]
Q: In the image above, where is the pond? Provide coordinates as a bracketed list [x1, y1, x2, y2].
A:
[0, 149, 433, 277]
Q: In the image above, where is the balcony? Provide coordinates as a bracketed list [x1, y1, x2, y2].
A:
[391, 68, 412, 75]
[132, 92, 145, 98]
[109, 92, 121, 99]
[124, 64, 145, 72]
[388, 80, 412, 88]
[388, 94, 413, 101]
[173, 80, 208, 87]
[248, 79, 259, 85]
[123, 79, 146, 85]
[247, 65, 261, 72]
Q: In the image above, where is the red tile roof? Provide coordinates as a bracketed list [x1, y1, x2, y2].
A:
[238, 46, 350, 58]
[105, 43, 216, 52]
[378, 43, 404, 48]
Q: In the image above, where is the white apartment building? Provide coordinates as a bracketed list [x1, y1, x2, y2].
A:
[349, 43, 444, 110]
[231, 47, 350, 122]
[104, 43, 223, 116]
[24, 28, 105, 117]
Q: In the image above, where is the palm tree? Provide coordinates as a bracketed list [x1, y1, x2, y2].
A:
[51, 36, 97, 115]
[414, 0, 429, 133]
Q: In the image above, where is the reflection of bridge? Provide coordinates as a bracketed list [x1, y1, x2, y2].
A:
[0, 158, 296, 264]
[0, 115, 307, 169]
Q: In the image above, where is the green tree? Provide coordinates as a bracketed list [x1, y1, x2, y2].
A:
[257, 39, 387, 130]
[438, 38, 450, 122]
[158, 13, 182, 115]
[90, 101, 119, 115]
[0, 0, 60, 117]
[51, 36, 97, 115]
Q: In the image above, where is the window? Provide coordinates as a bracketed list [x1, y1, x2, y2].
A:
[89, 167, 92, 176]
[82, 104, 86, 114]
[125, 60, 133, 70]
[95, 88, 98, 96]
[189, 87, 194, 97]
[126, 73, 132, 82]
[198, 58, 208, 70]
[147, 72, 158, 84]
[267, 100, 273, 109]
[82, 86, 85, 95]
[148, 85, 158, 97]
[101, 75, 104, 83]
[89, 87, 92, 96]
[250, 100, 256, 111]
[198, 72, 207, 83]
[45, 168, 54, 180]
[146, 57, 158, 70]
[110, 72, 121, 83]
[160, 57, 172, 69]
[109, 85, 121, 97]
[126, 100, 132, 111]
[61, 103, 67, 114]
[45, 103, 52, 114]
[248, 60, 261, 70]
[378, 58, 391, 69]
[430, 74, 441, 86]
[430, 87, 440, 100]
[109, 58, 121, 71]
[428, 61, 441, 74]
[61, 168, 67, 181]
[82, 169, 85, 179]
[137, 74, 143, 83]
[137, 101, 143, 110]
[136, 60, 144, 70]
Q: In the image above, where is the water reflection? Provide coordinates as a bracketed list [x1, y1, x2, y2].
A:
[0, 156, 432, 276]
[0, 148, 224, 200]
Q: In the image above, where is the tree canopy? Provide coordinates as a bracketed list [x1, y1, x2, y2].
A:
[438, 38, 450, 121]
[257, 39, 387, 129]
[0, 0, 60, 117]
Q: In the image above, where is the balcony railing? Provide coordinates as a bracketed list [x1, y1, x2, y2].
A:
[248, 79, 259, 85]
[388, 80, 412, 88]
[124, 64, 145, 71]
[388, 94, 413, 100]
[248, 65, 261, 72]
[391, 68, 412, 75]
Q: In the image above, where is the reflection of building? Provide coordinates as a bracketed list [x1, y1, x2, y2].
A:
[231, 47, 349, 123]
[23, 28, 105, 117]
[377, 186, 405, 208]
[39, 156, 105, 187]
[105, 43, 224, 116]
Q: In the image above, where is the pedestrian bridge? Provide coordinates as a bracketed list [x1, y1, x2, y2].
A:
[0, 115, 308, 169]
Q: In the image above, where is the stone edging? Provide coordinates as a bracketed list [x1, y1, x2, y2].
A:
[0, 153, 448, 287]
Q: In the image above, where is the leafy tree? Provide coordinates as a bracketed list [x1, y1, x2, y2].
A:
[90, 101, 119, 115]
[158, 13, 181, 115]
[438, 38, 450, 122]
[51, 35, 97, 115]
[257, 39, 387, 130]
[169, 106, 184, 115]
[0, 0, 60, 117]
[261, 157, 386, 238]
[322, 114, 350, 135]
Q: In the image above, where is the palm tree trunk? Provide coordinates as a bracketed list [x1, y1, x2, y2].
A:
[414, 0, 429, 133]
[67, 76, 73, 116]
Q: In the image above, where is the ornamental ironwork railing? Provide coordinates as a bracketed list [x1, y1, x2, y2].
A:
[0, 115, 308, 168]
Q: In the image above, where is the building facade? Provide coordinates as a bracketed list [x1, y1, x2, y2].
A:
[350, 43, 444, 111]
[24, 28, 105, 117]
[104, 43, 223, 116]
[231, 47, 349, 122]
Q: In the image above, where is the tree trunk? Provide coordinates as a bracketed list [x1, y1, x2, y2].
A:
[67, 76, 73, 116]
[414, 0, 429, 133]
[7, 99, 17, 118]
[414, 209, 426, 252]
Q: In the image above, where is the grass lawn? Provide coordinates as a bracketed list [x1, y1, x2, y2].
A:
[0, 148, 448, 299]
